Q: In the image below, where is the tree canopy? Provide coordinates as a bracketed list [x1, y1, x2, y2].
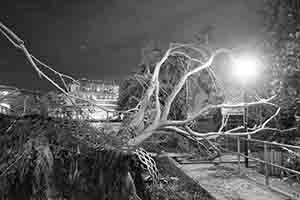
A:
[262, 0, 300, 130]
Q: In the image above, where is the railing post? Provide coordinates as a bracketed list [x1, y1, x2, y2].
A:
[237, 136, 241, 173]
[264, 142, 269, 186]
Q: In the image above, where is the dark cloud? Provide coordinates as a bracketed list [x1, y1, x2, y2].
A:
[0, 0, 262, 91]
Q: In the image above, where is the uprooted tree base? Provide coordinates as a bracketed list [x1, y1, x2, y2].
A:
[0, 114, 150, 200]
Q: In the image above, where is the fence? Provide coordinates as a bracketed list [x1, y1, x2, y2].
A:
[221, 135, 300, 186]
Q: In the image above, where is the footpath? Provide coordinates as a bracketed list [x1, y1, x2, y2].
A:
[167, 154, 300, 200]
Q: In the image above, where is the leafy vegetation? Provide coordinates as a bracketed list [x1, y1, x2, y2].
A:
[262, 0, 300, 122]
[0, 114, 149, 200]
[118, 45, 189, 121]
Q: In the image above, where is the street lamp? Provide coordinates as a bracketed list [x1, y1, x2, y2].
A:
[232, 55, 259, 84]
[232, 55, 260, 168]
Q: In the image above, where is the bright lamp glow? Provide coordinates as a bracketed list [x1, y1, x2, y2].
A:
[232, 55, 259, 84]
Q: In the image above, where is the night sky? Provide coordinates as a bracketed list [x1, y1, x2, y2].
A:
[0, 0, 262, 91]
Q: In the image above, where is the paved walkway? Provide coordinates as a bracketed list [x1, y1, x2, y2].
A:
[170, 154, 296, 200]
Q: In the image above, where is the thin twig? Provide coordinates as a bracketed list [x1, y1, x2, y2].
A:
[0, 151, 26, 178]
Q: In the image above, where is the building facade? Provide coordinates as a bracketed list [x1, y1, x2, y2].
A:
[0, 80, 120, 121]
[67, 79, 119, 121]
[0, 86, 19, 115]
[0, 102, 10, 114]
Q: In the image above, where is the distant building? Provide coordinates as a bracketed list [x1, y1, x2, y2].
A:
[0, 102, 10, 114]
[0, 80, 120, 121]
[0, 85, 51, 116]
[0, 85, 20, 115]
[67, 79, 119, 121]
[46, 92, 70, 118]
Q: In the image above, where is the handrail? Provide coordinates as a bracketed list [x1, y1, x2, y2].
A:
[222, 135, 300, 188]
[238, 137, 300, 151]
[232, 149, 300, 176]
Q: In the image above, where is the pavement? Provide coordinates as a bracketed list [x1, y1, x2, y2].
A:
[169, 154, 298, 200]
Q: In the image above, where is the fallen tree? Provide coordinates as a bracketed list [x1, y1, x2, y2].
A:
[0, 21, 285, 154]
[1, 20, 297, 199]
[122, 43, 281, 154]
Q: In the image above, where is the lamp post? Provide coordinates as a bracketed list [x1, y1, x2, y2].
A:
[242, 84, 249, 167]
[232, 55, 259, 168]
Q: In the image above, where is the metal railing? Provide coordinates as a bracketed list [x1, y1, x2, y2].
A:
[223, 135, 300, 186]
